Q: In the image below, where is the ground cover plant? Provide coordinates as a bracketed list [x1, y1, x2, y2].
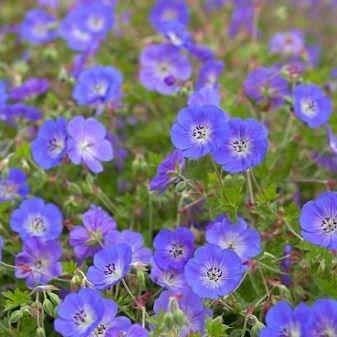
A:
[1, 0, 337, 336]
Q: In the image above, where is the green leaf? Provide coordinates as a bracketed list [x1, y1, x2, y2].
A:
[2, 289, 31, 311]
[205, 316, 228, 337]
[62, 261, 77, 276]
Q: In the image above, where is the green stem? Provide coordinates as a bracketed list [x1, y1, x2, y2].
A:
[246, 169, 255, 205]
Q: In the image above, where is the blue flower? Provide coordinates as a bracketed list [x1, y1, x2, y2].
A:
[153, 227, 195, 271]
[87, 243, 132, 289]
[149, 150, 185, 193]
[0, 168, 29, 203]
[31, 117, 68, 170]
[206, 214, 261, 262]
[0, 80, 8, 107]
[196, 60, 224, 90]
[293, 84, 332, 128]
[20, 9, 57, 44]
[243, 67, 289, 108]
[54, 288, 105, 337]
[10, 198, 63, 241]
[153, 290, 212, 337]
[72, 66, 123, 107]
[69, 205, 117, 263]
[188, 88, 221, 108]
[77, 2, 114, 36]
[300, 192, 337, 249]
[327, 127, 337, 155]
[139, 44, 192, 95]
[158, 21, 191, 48]
[212, 118, 269, 173]
[306, 299, 337, 337]
[229, 0, 254, 38]
[10, 78, 49, 101]
[105, 230, 152, 267]
[269, 30, 305, 57]
[170, 105, 229, 159]
[260, 301, 310, 337]
[184, 244, 243, 299]
[15, 238, 63, 289]
[67, 116, 114, 173]
[0, 103, 42, 124]
[107, 324, 149, 337]
[150, 0, 189, 32]
[0, 236, 3, 262]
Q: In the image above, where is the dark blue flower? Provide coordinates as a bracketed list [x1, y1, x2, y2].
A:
[153, 227, 195, 271]
[300, 192, 337, 249]
[20, 9, 57, 44]
[72, 66, 123, 106]
[212, 118, 269, 173]
[139, 44, 192, 95]
[184, 244, 243, 299]
[153, 290, 212, 337]
[69, 205, 117, 263]
[0, 103, 42, 124]
[67, 116, 114, 173]
[31, 117, 68, 170]
[206, 214, 261, 262]
[243, 67, 289, 108]
[0, 168, 29, 203]
[170, 105, 229, 159]
[150, 0, 189, 32]
[306, 299, 337, 337]
[293, 84, 332, 128]
[10, 197, 63, 241]
[87, 243, 132, 289]
[150, 150, 185, 193]
[54, 288, 105, 337]
[260, 301, 310, 337]
[15, 238, 63, 289]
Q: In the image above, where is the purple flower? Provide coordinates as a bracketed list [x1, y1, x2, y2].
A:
[269, 30, 305, 57]
[229, 0, 254, 38]
[184, 244, 243, 299]
[153, 227, 195, 271]
[87, 243, 132, 289]
[90, 299, 131, 337]
[69, 205, 117, 263]
[243, 67, 289, 108]
[150, 150, 185, 193]
[196, 60, 224, 90]
[58, 10, 97, 52]
[77, 2, 114, 37]
[31, 117, 68, 170]
[150, 0, 190, 32]
[212, 118, 269, 173]
[139, 44, 192, 95]
[170, 105, 229, 159]
[67, 116, 114, 173]
[206, 215, 261, 262]
[15, 238, 62, 289]
[0, 168, 29, 203]
[20, 9, 56, 44]
[186, 43, 214, 62]
[150, 258, 189, 294]
[158, 21, 191, 48]
[188, 88, 221, 107]
[260, 301, 310, 337]
[300, 192, 337, 249]
[0, 80, 8, 107]
[10, 197, 63, 241]
[0, 236, 3, 262]
[107, 324, 148, 337]
[37, 0, 59, 8]
[203, 0, 227, 11]
[153, 290, 212, 337]
[327, 127, 337, 155]
[105, 230, 152, 267]
[10, 78, 49, 101]
[0, 103, 42, 124]
[312, 152, 337, 173]
[293, 84, 332, 128]
[72, 66, 123, 107]
[306, 299, 337, 336]
[54, 288, 105, 337]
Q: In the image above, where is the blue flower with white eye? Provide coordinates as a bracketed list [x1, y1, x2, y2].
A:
[170, 105, 229, 159]
[10, 198, 63, 241]
[0, 168, 29, 203]
[293, 84, 332, 128]
[212, 118, 268, 173]
[87, 243, 132, 290]
[184, 244, 243, 299]
[31, 117, 68, 170]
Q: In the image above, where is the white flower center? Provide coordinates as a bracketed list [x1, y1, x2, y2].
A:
[321, 216, 337, 234]
[26, 214, 48, 235]
[191, 125, 210, 143]
[301, 99, 317, 117]
[231, 138, 250, 156]
[87, 15, 104, 32]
